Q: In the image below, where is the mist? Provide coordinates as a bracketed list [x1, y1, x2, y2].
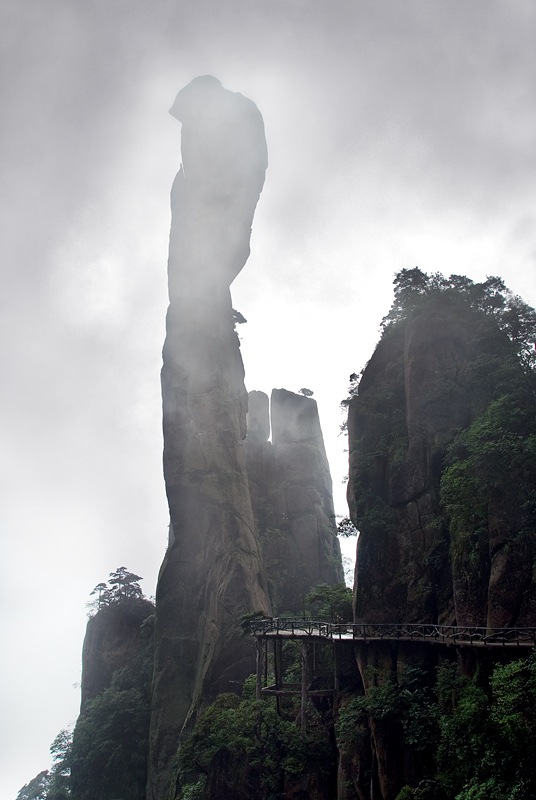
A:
[2, 1, 536, 796]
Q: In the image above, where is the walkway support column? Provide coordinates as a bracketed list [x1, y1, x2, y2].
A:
[274, 637, 283, 715]
[255, 637, 264, 701]
[333, 642, 340, 715]
[301, 640, 312, 734]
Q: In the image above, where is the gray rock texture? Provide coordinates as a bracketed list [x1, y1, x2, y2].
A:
[80, 598, 155, 712]
[147, 78, 271, 800]
[167, 75, 268, 300]
[348, 298, 536, 630]
[244, 388, 343, 613]
[72, 599, 155, 800]
[348, 310, 461, 626]
[346, 294, 536, 798]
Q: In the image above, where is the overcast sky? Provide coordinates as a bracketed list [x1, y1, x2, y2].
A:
[2, 1, 536, 796]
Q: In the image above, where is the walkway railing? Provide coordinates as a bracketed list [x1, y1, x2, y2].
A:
[249, 618, 536, 647]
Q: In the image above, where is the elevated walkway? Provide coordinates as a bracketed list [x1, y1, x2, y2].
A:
[249, 618, 536, 728]
[250, 618, 536, 729]
[250, 617, 536, 648]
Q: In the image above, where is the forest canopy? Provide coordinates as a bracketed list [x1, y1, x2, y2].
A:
[381, 267, 536, 369]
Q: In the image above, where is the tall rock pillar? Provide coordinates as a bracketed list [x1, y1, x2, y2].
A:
[244, 389, 343, 613]
[147, 77, 271, 800]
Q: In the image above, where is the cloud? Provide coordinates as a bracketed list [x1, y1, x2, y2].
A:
[2, 1, 536, 796]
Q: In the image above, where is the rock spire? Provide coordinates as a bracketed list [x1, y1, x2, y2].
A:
[245, 389, 343, 613]
[147, 78, 271, 800]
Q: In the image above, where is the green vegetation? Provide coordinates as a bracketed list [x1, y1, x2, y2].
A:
[23, 651, 536, 800]
[340, 269, 536, 795]
[70, 586, 154, 800]
[336, 516, 358, 537]
[70, 682, 150, 800]
[345, 268, 536, 599]
[177, 677, 333, 800]
[16, 772, 51, 800]
[17, 674, 151, 800]
[16, 729, 73, 800]
[337, 665, 438, 755]
[17, 572, 153, 800]
[441, 392, 536, 573]
[381, 268, 536, 368]
[438, 653, 536, 799]
[336, 654, 536, 800]
[177, 583, 356, 799]
[17, 270, 536, 800]
[176, 648, 536, 799]
[87, 566, 145, 614]
[304, 582, 353, 621]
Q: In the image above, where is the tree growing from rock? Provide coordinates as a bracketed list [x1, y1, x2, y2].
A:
[88, 567, 144, 614]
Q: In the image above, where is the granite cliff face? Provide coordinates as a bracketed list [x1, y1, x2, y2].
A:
[69, 80, 344, 800]
[80, 598, 155, 711]
[71, 598, 155, 799]
[147, 77, 272, 800]
[245, 388, 343, 613]
[348, 294, 536, 629]
[345, 286, 536, 799]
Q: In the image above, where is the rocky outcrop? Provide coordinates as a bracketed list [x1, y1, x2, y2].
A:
[80, 598, 155, 711]
[71, 599, 155, 800]
[147, 78, 271, 800]
[346, 292, 536, 798]
[348, 296, 536, 627]
[348, 306, 465, 626]
[244, 388, 343, 613]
